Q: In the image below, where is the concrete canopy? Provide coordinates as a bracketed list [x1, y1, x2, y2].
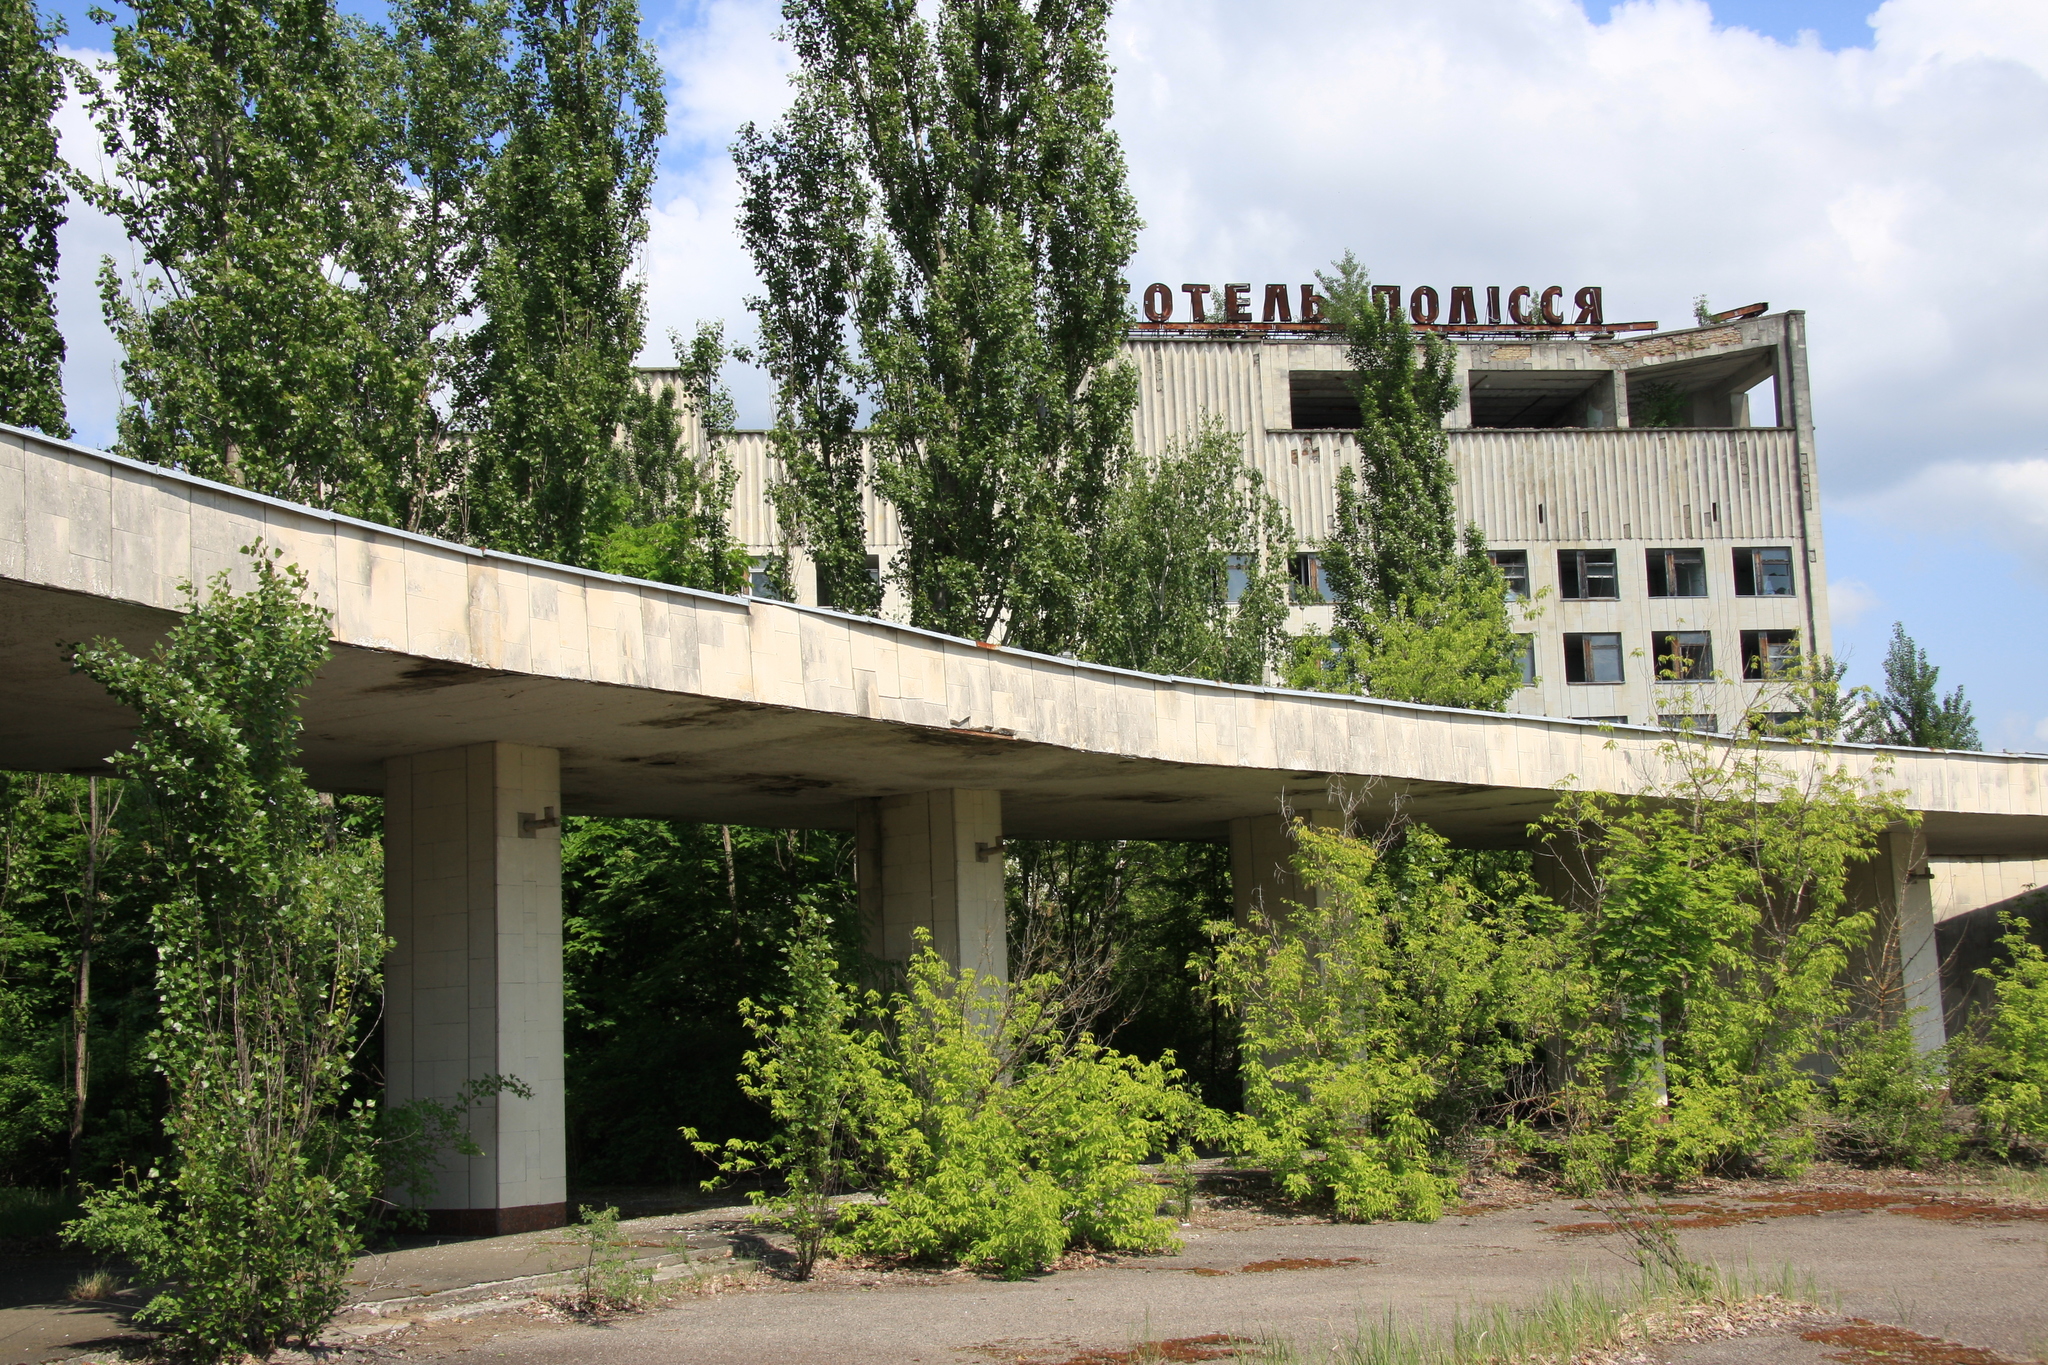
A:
[2, 423, 2044, 854]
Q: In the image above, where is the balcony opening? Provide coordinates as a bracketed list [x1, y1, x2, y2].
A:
[1558, 548, 1618, 600]
[1288, 371, 1360, 429]
[1647, 548, 1708, 597]
[1626, 345, 1780, 429]
[1564, 632, 1625, 684]
[1468, 370, 1614, 429]
[1734, 546, 1796, 596]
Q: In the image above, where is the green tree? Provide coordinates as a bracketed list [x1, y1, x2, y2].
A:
[1302, 254, 1521, 709]
[87, 0, 403, 504]
[459, 0, 665, 566]
[64, 548, 387, 1361]
[737, 0, 1141, 651]
[1082, 419, 1293, 683]
[0, 0, 72, 437]
[1851, 621, 1980, 750]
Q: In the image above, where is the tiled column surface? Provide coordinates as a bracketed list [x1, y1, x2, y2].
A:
[1844, 827, 1946, 1056]
[384, 743, 566, 1235]
[1228, 809, 1341, 926]
[857, 790, 1006, 983]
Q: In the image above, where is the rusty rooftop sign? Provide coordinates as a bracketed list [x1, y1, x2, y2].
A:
[1133, 282, 1658, 335]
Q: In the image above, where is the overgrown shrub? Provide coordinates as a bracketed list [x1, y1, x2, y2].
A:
[1532, 736, 1906, 1184]
[837, 935, 1212, 1277]
[1821, 1019, 1956, 1167]
[62, 548, 387, 1361]
[1970, 915, 2048, 1154]
[1206, 821, 1549, 1221]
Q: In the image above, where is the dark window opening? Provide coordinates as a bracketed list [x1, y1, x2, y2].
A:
[1752, 711, 1804, 737]
[748, 557, 785, 601]
[1734, 546, 1795, 596]
[1647, 548, 1707, 597]
[1289, 552, 1326, 602]
[1564, 632, 1624, 684]
[1660, 713, 1719, 733]
[1488, 549, 1530, 600]
[1653, 630, 1713, 681]
[1741, 629, 1801, 680]
[1558, 549, 1618, 600]
[1289, 371, 1360, 429]
[1517, 635, 1536, 686]
[1579, 714, 1628, 725]
[865, 554, 883, 585]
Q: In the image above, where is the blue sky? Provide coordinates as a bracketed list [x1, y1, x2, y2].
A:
[42, 0, 2048, 749]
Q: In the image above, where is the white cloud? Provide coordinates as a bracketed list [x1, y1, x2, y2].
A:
[1826, 576, 1883, 628]
[1841, 457, 2048, 572]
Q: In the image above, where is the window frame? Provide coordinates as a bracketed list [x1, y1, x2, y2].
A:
[1652, 629, 1714, 682]
[1733, 546, 1796, 597]
[1646, 547, 1708, 598]
[1488, 549, 1531, 601]
[1563, 631, 1626, 684]
[1557, 548, 1619, 600]
[1740, 628, 1801, 680]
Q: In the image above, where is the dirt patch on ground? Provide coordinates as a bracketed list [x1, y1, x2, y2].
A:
[972, 1334, 1251, 1364]
[1236, 1256, 1368, 1273]
[1549, 1188, 2048, 1237]
[1801, 1318, 2028, 1365]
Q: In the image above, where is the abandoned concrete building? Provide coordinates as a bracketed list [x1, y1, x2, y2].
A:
[694, 296, 1820, 734]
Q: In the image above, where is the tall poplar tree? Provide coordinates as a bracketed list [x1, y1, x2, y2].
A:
[1851, 622, 1981, 750]
[88, 0, 400, 504]
[0, 0, 72, 438]
[737, 0, 1141, 650]
[1296, 254, 1523, 710]
[460, 0, 665, 566]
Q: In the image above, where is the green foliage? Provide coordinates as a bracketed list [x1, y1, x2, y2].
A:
[835, 936, 1211, 1278]
[1850, 622, 1981, 750]
[1206, 821, 1547, 1221]
[1283, 539, 1527, 709]
[1533, 733, 1907, 1183]
[1082, 419, 1294, 683]
[0, 0, 73, 437]
[1299, 255, 1521, 709]
[460, 0, 665, 565]
[738, 0, 1140, 651]
[1970, 915, 2048, 1152]
[562, 819, 857, 1184]
[376, 1073, 532, 1226]
[62, 546, 387, 1361]
[88, 0, 404, 503]
[690, 907, 879, 1279]
[1821, 1019, 1956, 1168]
[1632, 381, 1688, 429]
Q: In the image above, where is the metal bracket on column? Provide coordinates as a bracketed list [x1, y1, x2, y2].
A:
[520, 806, 560, 838]
[975, 840, 1006, 862]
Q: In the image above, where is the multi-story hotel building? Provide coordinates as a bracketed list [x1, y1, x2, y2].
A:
[677, 298, 1827, 731]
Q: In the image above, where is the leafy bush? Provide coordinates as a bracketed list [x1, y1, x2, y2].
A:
[1532, 736, 1905, 1184]
[1206, 822, 1548, 1221]
[1971, 916, 2048, 1153]
[837, 936, 1213, 1278]
[1822, 1019, 1956, 1168]
[61, 549, 388, 1361]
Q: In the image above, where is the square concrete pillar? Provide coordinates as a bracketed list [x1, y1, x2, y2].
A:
[856, 790, 1006, 983]
[1229, 809, 1342, 926]
[383, 742, 566, 1234]
[1850, 827, 1945, 1056]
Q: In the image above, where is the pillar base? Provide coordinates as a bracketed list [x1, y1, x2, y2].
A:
[424, 1202, 569, 1237]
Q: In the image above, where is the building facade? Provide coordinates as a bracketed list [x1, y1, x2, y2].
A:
[685, 306, 1829, 730]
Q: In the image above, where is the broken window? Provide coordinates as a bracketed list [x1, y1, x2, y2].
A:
[1225, 552, 1253, 604]
[1734, 546, 1795, 596]
[865, 554, 883, 586]
[1557, 549, 1618, 600]
[1289, 552, 1327, 603]
[748, 557, 786, 601]
[1646, 548, 1708, 597]
[1652, 630, 1713, 681]
[1288, 371, 1361, 429]
[1563, 632, 1624, 684]
[1740, 629, 1800, 680]
[1659, 713, 1719, 734]
[1517, 634, 1536, 686]
[1488, 549, 1531, 601]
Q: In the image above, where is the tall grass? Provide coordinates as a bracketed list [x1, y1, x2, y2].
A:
[1982, 1166, 2048, 1203]
[1253, 1263, 1814, 1365]
[0, 1188, 80, 1241]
